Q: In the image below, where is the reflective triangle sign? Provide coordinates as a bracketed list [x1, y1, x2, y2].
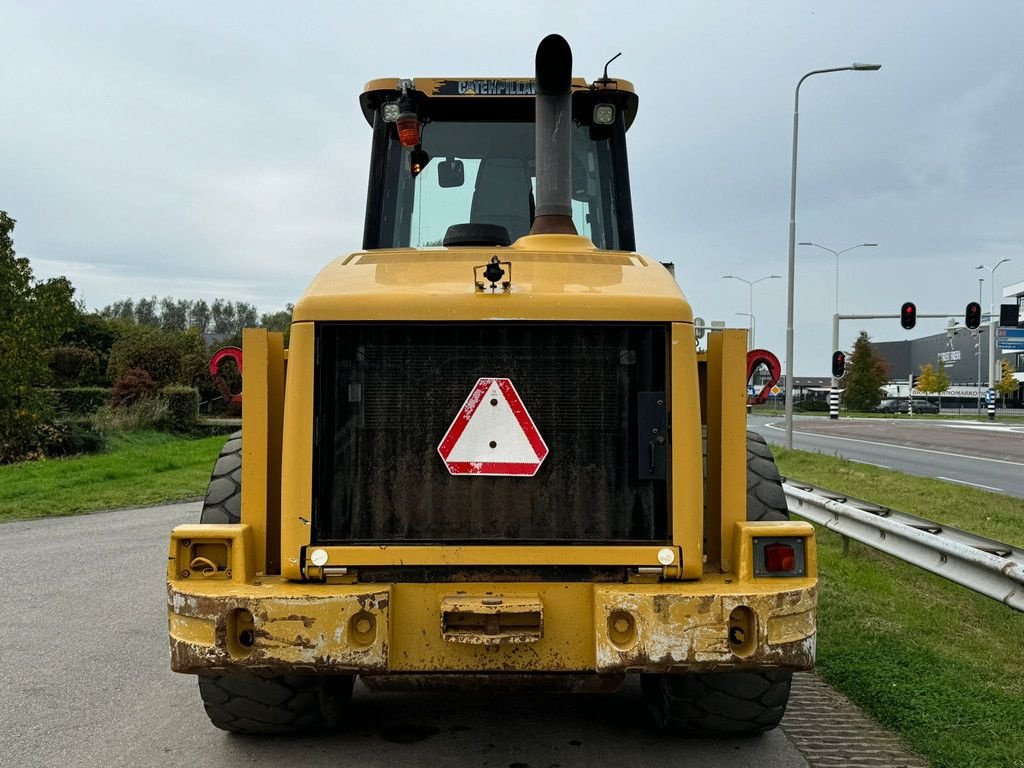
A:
[437, 378, 548, 476]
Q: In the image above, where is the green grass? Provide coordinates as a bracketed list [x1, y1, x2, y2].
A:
[0, 431, 225, 522]
[774, 448, 1024, 768]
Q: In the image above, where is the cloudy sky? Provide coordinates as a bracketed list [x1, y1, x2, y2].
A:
[2, 1, 1022, 374]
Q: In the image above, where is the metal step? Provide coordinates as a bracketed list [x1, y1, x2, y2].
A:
[782, 478, 1024, 612]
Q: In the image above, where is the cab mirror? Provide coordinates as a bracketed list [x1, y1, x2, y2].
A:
[438, 158, 465, 188]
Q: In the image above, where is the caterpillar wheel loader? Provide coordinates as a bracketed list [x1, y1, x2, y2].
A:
[167, 34, 817, 736]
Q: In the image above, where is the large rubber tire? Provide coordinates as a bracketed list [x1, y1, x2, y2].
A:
[198, 673, 354, 735]
[195, 432, 355, 735]
[645, 430, 792, 735]
[746, 431, 789, 522]
[641, 670, 793, 735]
[200, 430, 242, 524]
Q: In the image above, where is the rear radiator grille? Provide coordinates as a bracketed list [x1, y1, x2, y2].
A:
[314, 324, 668, 543]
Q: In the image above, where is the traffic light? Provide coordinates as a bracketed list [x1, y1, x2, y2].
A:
[831, 350, 847, 378]
[901, 301, 917, 330]
[965, 301, 982, 329]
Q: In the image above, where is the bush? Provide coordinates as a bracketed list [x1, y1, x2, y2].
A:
[52, 387, 110, 415]
[47, 419, 106, 456]
[110, 368, 158, 407]
[0, 391, 60, 464]
[160, 385, 199, 432]
[47, 346, 100, 385]
[107, 328, 186, 387]
[90, 399, 169, 434]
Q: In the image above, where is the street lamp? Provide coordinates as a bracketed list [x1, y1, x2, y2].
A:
[798, 242, 878, 316]
[798, 242, 878, 391]
[976, 258, 1010, 318]
[976, 276, 984, 414]
[784, 62, 882, 449]
[723, 274, 781, 349]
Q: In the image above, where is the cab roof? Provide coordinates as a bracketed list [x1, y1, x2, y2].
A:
[359, 77, 639, 129]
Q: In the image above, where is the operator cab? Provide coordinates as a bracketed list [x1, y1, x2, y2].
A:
[359, 77, 639, 251]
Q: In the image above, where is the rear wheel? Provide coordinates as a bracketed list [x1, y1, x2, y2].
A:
[641, 670, 792, 735]
[195, 431, 355, 734]
[198, 673, 354, 735]
[645, 430, 792, 735]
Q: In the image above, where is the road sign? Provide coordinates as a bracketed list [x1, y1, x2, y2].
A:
[438, 378, 548, 476]
[996, 327, 1024, 351]
[770, 385, 781, 396]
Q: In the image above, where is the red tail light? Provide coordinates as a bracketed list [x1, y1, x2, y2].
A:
[764, 543, 796, 572]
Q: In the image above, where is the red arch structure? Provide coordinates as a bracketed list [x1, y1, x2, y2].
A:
[209, 346, 243, 407]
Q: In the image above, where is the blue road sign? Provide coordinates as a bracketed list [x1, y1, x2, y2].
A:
[996, 327, 1024, 351]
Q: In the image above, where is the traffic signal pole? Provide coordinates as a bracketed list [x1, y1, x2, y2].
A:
[831, 313, 841, 419]
[831, 311, 977, 420]
[988, 317, 998, 420]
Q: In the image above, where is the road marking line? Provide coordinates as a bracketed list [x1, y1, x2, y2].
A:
[936, 476, 1003, 492]
[761, 422, 1024, 468]
[850, 459, 891, 469]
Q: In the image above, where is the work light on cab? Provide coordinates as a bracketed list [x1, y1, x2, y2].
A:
[593, 103, 616, 125]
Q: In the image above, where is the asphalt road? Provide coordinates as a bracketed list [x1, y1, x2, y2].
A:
[0, 503, 814, 768]
[750, 415, 1024, 498]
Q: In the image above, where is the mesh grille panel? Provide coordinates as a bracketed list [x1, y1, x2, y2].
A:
[314, 324, 667, 543]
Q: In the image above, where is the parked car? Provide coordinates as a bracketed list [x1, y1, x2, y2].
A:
[873, 398, 939, 414]
[910, 398, 940, 414]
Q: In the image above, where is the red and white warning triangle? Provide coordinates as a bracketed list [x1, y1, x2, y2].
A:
[437, 378, 548, 476]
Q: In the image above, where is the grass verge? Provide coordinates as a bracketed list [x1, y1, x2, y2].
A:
[0, 431, 225, 522]
[774, 448, 1024, 768]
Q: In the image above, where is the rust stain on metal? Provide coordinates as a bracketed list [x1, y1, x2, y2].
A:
[167, 583, 391, 675]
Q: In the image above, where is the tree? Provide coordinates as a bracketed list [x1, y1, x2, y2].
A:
[134, 296, 159, 327]
[843, 330, 890, 412]
[260, 303, 294, 344]
[160, 296, 190, 332]
[917, 360, 949, 397]
[996, 359, 1018, 404]
[211, 299, 236, 334]
[189, 299, 211, 334]
[235, 302, 259, 332]
[0, 211, 77, 461]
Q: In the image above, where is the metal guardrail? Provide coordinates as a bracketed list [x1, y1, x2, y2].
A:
[782, 479, 1024, 612]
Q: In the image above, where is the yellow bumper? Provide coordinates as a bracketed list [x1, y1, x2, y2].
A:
[168, 576, 816, 675]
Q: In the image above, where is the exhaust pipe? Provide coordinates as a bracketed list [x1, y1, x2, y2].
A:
[530, 34, 578, 236]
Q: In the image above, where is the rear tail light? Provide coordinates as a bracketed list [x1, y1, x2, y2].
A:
[753, 537, 806, 577]
[764, 543, 796, 572]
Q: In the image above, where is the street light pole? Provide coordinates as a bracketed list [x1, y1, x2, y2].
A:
[736, 312, 756, 348]
[976, 277, 984, 414]
[976, 259, 1011, 420]
[784, 63, 881, 449]
[798, 242, 878, 391]
[722, 274, 781, 350]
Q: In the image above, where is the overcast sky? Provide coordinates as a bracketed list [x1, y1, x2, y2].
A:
[3, 1, 1023, 374]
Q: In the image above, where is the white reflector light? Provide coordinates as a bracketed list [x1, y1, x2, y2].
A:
[593, 103, 616, 125]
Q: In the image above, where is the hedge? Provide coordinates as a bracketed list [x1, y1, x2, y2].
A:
[161, 385, 199, 432]
[51, 387, 110, 415]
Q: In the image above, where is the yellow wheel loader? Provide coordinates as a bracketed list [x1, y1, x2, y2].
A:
[167, 34, 816, 736]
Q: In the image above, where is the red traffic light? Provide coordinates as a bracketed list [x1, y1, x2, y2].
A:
[901, 301, 917, 330]
[965, 301, 982, 330]
[831, 350, 847, 378]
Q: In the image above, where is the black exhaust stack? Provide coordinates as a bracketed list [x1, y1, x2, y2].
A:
[530, 34, 578, 236]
